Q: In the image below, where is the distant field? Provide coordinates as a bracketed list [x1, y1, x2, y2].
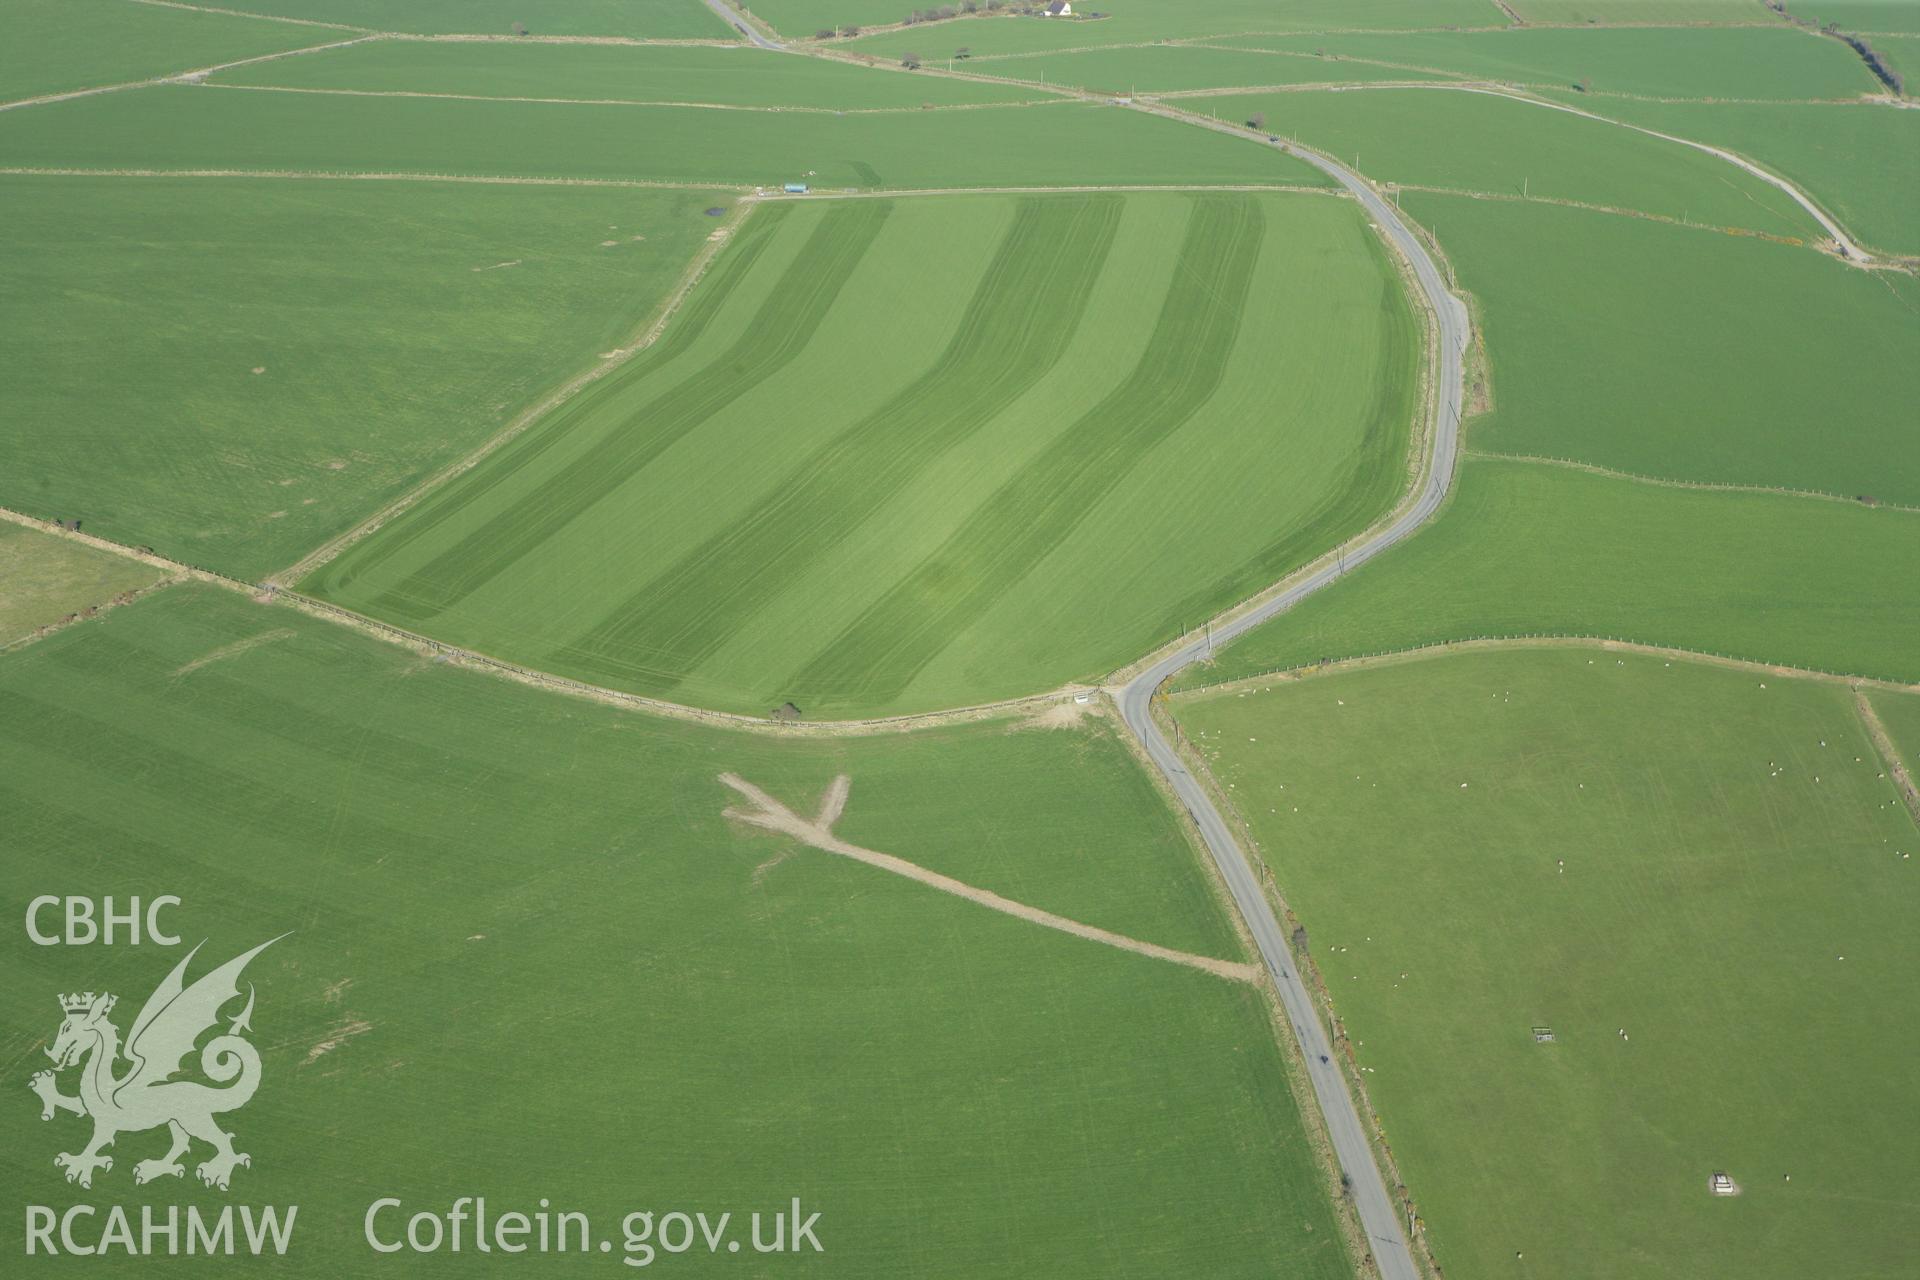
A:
[1174, 459, 1920, 689]
[841, 0, 1508, 59]
[214, 38, 1046, 106]
[1178, 646, 1920, 1280]
[196, 0, 732, 38]
[0, 523, 164, 645]
[307, 190, 1418, 717]
[959, 43, 1449, 92]
[1505, 0, 1780, 21]
[1196, 86, 1817, 236]
[0, 584, 1351, 1276]
[1747, 0, 1920, 27]
[0, 84, 1325, 188]
[1404, 194, 1920, 502]
[1218, 25, 1877, 98]
[0, 175, 722, 578]
[1548, 96, 1920, 257]
[0, 0, 336, 103]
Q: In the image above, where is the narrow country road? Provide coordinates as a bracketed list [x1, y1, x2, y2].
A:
[1117, 135, 1468, 1280]
[702, 0, 784, 50]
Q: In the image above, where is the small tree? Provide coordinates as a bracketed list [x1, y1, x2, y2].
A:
[1246, 110, 1266, 130]
[510, 20, 528, 36]
[817, 27, 836, 38]
[955, 44, 972, 59]
[902, 51, 922, 69]
[1573, 76, 1591, 93]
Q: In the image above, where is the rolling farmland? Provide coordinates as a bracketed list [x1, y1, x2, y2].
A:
[1173, 458, 1920, 688]
[213, 38, 1050, 107]
[0, 174, 725, 578]
[5, 3, 1916, 1277]
[1405, 194, 1920, 502]
[1542, 96, 1920, 258]
[1177, 646, 1920, 1280]
[307, 189, 1419, 717]
[1219, 24, 1882, 99]
[196, 0, 734, 39]
[0, 584, 1350, 1277]
[0, 84, 1329, 188]
[0, 0, 339, 105]
[1195, 86, 1820, 236]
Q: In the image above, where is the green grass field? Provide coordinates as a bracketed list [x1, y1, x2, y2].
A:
[1506, 0, 1781, 21]
[1197, 86, 1818, 236]
[1404, 194, 1920, 502]
[1793, 0, 1920, 31]
[1220, 24, 1879, 98]
[0, 174, 724, 579]
[1545, 96, 1920, 258]
[1177, 645, 1920, 1280]
[0, 84, 1327, 188]
[0, 0, 338, 104]
[213, 38, 1047, 107]
[0, 583, 1353, 1277]
[1870, 689, 1920, 778]
[195, 0, 733, 38]
[306, 189, 1418, 717]
[956, 43, 1448, 92]
[1174, 459, 1920, 689]
[0, 523, 164, 646]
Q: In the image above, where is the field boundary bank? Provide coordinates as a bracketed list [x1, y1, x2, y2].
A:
[1, 505, 1094, 737]
[0, 166, 753, 190]
[127, 0, 368, 33]
[1855, 693, 1920, 832]
[1173, 635, 1920, 701]
[1472, 451, 1920, 510]
[0, 33, 376, 113]
[198, 82, 1061, 115]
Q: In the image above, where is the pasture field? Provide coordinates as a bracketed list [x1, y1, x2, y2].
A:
[1219, 24, 1879, 98]
[1176, 646, 1920, 1280]
[1505, 0, 1781, 21]
[0, 584, 1353, 1277]
[0, 523, 163, 646]
[1172, 459, 1920, 689]
[839, 0, 1509, 60]
[0, 0, 337, 104]
[1870, 690, 1920, 778]
[0, 85, 1326, 188]
[957, 43, 1448, 92]
[306, 189, 1418, 718]
[1404, 194, 1920, 502]
[1544, 96, 1920, 258]
[213, 38, 1048, 107]
[196, 0, 733, 38]
[1799, 0, 1920, 30]
[1196, 86, 1817, 236]
[0, 175, 723, 578]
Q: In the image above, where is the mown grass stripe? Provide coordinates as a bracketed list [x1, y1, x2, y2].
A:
[553, 194, 1126, 691]
[304, 200, 795, 601]
[785, 193, 1265, 705]
[355, 198, 892, 623]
